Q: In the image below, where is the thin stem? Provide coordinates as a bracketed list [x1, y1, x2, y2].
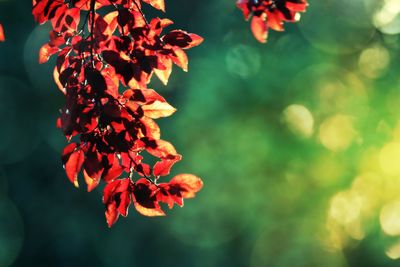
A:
[132, 0, 165, 46]
[107, 0, 118, 9]
[132, 0, 149, 26]
[89, 0, 96, 67]
[128, 153, 158, 186]
[78, 11, 90, 37]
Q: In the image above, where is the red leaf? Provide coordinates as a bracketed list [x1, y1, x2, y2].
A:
[237, 0, 251, 20]
[103, 178, 133, 227]
[146, 139, 177, 159]
[0, 24, 5, 42]
[169, 174, 203, 199]
[83, 149, 104, 191]
[105, 201, 119, 228]
[163, 31, 203, 49]
[251, 16, 268, 43]
[39, 44, 59, 64]
[287, 2, 308, 12]
[118, 191, 131, 217]
[63, 144, 84, 187]
[267, 11, 284, 31]
[238, 0, 308, 43]
[153, 155, 182, 177]
[103, 154, 124, 183]
[132, 178, 165, 216]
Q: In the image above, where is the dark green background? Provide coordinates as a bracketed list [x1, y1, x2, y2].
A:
[1, 0, 400, 266]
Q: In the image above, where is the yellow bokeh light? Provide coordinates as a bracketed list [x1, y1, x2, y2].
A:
[380, 200, 400, 236]
[319, 115, 358, 152]
[379, 142, 400, 176]
[329, 191, 363, 225]
[358, 45, 390, 78]
[351, 173, 382, 212]
[326, 220, 347, 250]
[392, 122, 400, 141]
[386, 241, 400, 259]
[282, 104, 314, 138]
[373, 0, 400, 34]
[327, 184, 375, 247]
[345, 218, 365, 240]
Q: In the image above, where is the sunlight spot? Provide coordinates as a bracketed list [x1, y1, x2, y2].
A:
[379, 142, 400, 176]
[392, 122, 400, 141]
[346, 219, 365, 240]
[380, 200, 400, 236]
[326, 220, 347, 250]
[373, 0, 400, 34]
[386, 241, 400, 259]
[359, 45, 390, 78]
[282, 104, 314, 138]
[319, 115, 358, 152]
[329, 191, 363, 225]
[351, 173, 382, 213]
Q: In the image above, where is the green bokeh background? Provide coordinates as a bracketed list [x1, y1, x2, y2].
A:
[1, 0, 400, 266]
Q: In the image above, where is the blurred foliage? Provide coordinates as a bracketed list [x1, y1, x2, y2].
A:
[1, 0, 400, 266]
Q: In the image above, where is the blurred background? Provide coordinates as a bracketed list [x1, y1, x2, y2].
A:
[1, 0, 400, 266]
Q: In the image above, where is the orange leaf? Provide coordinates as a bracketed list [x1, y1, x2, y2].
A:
[132, 178, 165, 216]
[140, 116, 161, 140]
[154, 57, 172, 85]
[105, 201, 119, 228]
[171, 47, 188, 71]
[188, 34, 204, 48]
[267, 11, 284, 31]
[142, 100, 176, 119]
[251, 16, 268, 43]
[146, 139, 177, 159]
[133, 202, 166, 216]
[83, 169, 100, 192]
[53, 67, 66, 94]
[39, 44, 58, 64]
[170, 174, 203, 198]
[143, 0, 165, 11]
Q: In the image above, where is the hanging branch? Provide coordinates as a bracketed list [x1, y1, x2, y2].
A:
[237, 0, 308, 43]
[32, 0, 203, 227]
